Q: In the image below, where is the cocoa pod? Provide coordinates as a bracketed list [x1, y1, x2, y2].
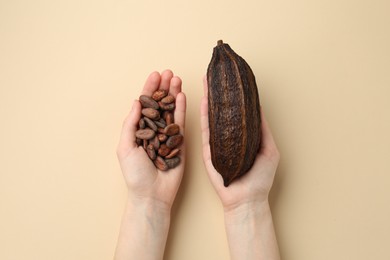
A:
[154, 156, 168, 171]
[161, 95, 175, 104]
[152, 90, 168, 101]
[165, 156, 180, 169]
[146, 144, 157, 160]
[158, 144, 171, 157]
[135, 128, 156, 140]
[142, 108, 160, 120]
[207, 40, 261, 187]
[139, 95, 159, 109]
[165, 148, 180, 159]
[164, 123, 180, 136]
[143, 117, 158, 132]
[166, 134, 183, 149]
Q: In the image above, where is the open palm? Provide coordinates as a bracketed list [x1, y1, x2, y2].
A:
[200, 78, 280, 211]
[117, 70, 186, 209]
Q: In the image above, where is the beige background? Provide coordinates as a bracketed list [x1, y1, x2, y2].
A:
[1, 0, 389, 259]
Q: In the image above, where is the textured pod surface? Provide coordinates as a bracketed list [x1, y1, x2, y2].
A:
[207, 40, 261, 187]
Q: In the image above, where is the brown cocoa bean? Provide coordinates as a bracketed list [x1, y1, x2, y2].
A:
[161, 95, 175, 104]
[139, 95, 159, 109]
[135, 128, 156, 140]
[158, 144, 171, 157]
[152, 89, 168, 101]
[154, 118, 166, 128]
[142, 108, 160, 120]
[157, 133, 168, 142]
[149, 135, 160, 150]
[165, 112, 174, 125]
[133, 90, 182, 170]
[165, 148, 180, 159]
[166, 134, 183, 149]
[154, 156, 168, 171]
[158, 102, 175, 111]
[164, 123, 180, 136]
[146, 144, 157, 160]
[165, 156, 180, 169]
[139, 118, 145, 129]
[143, 117, 158, 132]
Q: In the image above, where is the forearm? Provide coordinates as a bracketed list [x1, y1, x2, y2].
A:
[114, 196, 171, 260]
[224, 200, 280, 260]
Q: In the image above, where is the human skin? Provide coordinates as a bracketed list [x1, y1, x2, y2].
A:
[200, 77, 281, 260]
[114, 71, 280, 260]
[114, 70, 186, 260]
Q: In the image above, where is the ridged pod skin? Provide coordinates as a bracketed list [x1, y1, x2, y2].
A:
[207, 40, 261, 187]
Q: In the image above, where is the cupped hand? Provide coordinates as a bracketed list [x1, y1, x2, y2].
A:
[117, 70, 186, 210]
[200, 77, 280, 212]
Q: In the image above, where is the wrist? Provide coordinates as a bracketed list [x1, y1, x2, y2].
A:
[223, 199, 271, 225]
[127, 193, 172, 221]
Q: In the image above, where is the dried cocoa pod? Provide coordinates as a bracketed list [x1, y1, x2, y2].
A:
[165, 156, 180, 169]
[135, 128, 156, 140]
[143, 117, 158, 132]
[139, 95, 159, 109]
[164, 123, 180, 136]
[166, 134, 183, 149]
[207, 40, 261, 187]
[152, 90, 168, 101]
[146, 144, 157, 160]
[165, 148, 180, 159]
[161, 95, 175, 104]
[154, 156, 168, 171]
[142, 108, 160, 120]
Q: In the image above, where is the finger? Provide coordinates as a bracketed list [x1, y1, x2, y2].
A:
[200, 79, 227, 189]
[200, 96, 210, 148]
[141, 71, 161, 96]
[159, 69, 174, 92]
[174, 92, 186, 131]
[203, 75, 208, 97]
[118, 100, 142, 153]
[169, 76, 182, 97]
[259, 107, 278, 153]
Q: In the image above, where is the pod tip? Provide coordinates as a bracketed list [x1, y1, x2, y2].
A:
[217, 40, 223, 46]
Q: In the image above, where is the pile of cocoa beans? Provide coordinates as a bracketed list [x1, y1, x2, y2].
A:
[135, 90, 183, 171]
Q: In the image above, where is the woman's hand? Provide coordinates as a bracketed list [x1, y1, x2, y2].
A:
[200, 77, 281, 260]
[200, 77, 280, 212]
[117, 70, 186, 210]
